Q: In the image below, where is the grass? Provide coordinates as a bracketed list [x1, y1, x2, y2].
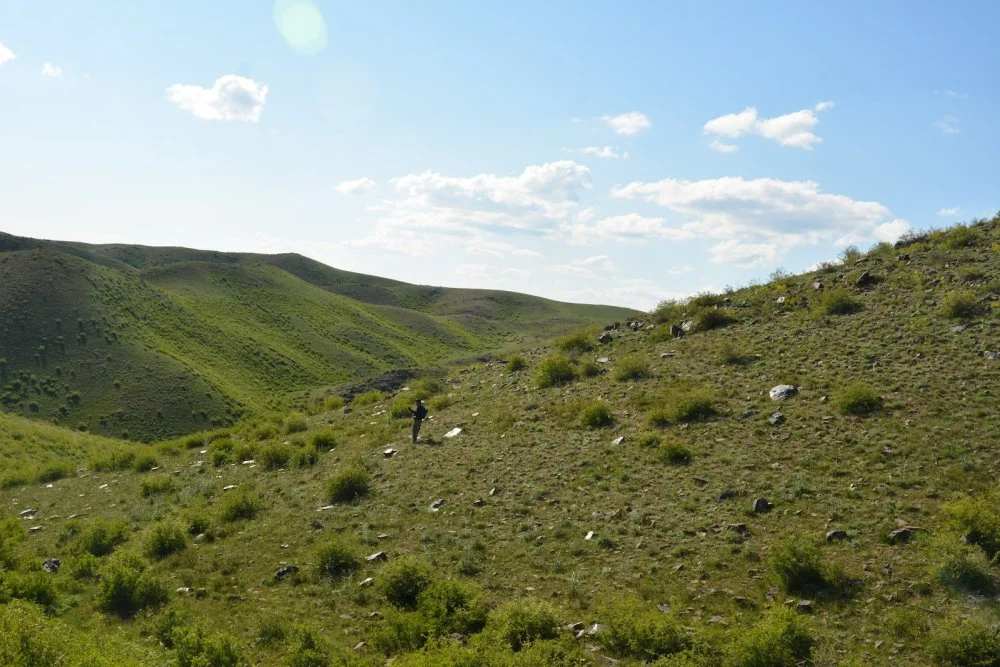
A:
[817, 288, 863, 316]
[612, 354, 650, 381]
[534, 354, 576, 388]
[327, 466, 370, 503]
[0, 216, 999, 663]
[580, 401, 614, 429]
[940, 289, 983, 319]
[834, 382, 883, 416]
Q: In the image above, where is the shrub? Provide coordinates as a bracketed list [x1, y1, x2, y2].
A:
[716, 342, 751, 365]
[410, 377, 443, 399]
[770, 540, 831, 594]
[390, 396, 414, 419]
[287, 627, 331, 667]
[315, 538, 360, 579]
[143, 521, 188, 560]
[578, 359, 601, 378]
[0, 600, 135, 665]
[488, 598, 561, 652]
[353, 390, 386, 407]
[294, 449, 319, 468]
[427, 395, 452, 411]
[931, 540, 998, 595]
[76, 517, 129, 557]
[4, 571, 60, 612]
[940, 290, 982, 319]
[260, 443, 293, 470]
[835, 383, 883, 416]
[555, 331, 594, 356]
[817, 288, 863, 316]
[724, 607, 813, 667]
[371, 611, 431, 655]
[417, 580, 488, 636]
[944, 224, 980, 248]
[692, 308, 732, 332]
[535, 355, 576, 388]
[256, 616, 287, 647]
[133, 452, 158, 473]
[97, 551, 169, 618]
[0, 516, 25, 570]
[941, 491, 1000, 559]
[506, 356, 526, 372]
[323, 395, 345, 411]
[599, 597, 689, 660]
[219, 488, 263, 522]
[580, 402, 614, 429]
[328, 466, 370, 503]
[669, 388, 718, 423]
[35, 462, 72, 483]
[285, 413, 308, 434]
[174, 627, 243, 667]
[660, 441, 691, 465]
[90, 449, 136, 472]
[379, 557, 436, 610]
[141, 476, 176, 497]
[613, 355, 650, 382]
[310, 429, 337, 451]
[927, 615, 1000, 666]
[636, 432, 661, 448]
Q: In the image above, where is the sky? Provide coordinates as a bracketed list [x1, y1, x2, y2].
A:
[1, 1, 998, 310]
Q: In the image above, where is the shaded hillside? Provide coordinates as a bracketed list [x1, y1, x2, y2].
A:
[0, 233, 635, 440]
[1, 216, 998, 665]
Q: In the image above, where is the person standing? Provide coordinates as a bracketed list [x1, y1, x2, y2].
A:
[409, 398, 428, 443]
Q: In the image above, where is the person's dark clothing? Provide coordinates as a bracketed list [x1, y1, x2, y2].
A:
[408, 401, 428, 443]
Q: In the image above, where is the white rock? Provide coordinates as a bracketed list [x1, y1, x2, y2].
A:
[585, 531, 595, 541]
[769, 385, 798, 401]
[444, 427, 462, 438]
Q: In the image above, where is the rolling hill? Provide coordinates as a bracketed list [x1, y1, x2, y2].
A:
[0, 215, 998, 665]
[0, 233, 635, 441]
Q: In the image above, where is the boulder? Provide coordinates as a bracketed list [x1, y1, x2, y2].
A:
[855, 270, 878, 289]
[727, 523, 750, 536]
[717, 490, 738, 501]
[769, 385, 798, 401]
[383, 448, 397, 458]
[275, 565, 299, 581]
[887, 526, 923, 545]
[598, 332, 614, 345]
[366, 551, 388, 562]
[769, 412, 786, 426]
[812, 281, 824, 290]
[669, 325, 685, 339]
[444, 427, 462, 439]
[42, 557, 61, 573]
[473, 499, 486, 507]
[984, 351, 999, 361]
[752, 498, 772, 513]
[826, 530, 849, 542]
[429, 499, 445, 512]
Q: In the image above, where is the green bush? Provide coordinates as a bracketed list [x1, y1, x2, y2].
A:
[0, 600, 134, 666]
[724, 607, 813, 667]
[315, 538, 360, 579]
[931, 540, 998, 594]
[294, 448, 319, 468]
[927, 615, 1000, 666]
[692, 308, 732, 332]
[506, 356, 526, 372]
[598, 597, 689, 660]
[410, 377, 443, 399]
[417, 580, 488, 636]
[260, 443, 293, 470]
[770, 540, 832, 594]
[323, 395, 346, 411]
[141, 475, 176, 497]
[716, 342, 751, 365]
[535, 354, 576, 388]
[580, 402, 614, 429]
[613, 355, 650, 382]
[940, 289, 983, 319]
[310, 429, 337, 451]
[353, 390, 386, 407]
[488, 598, 561, 652]
[651, 388, 718, 427]
[817, 288, 862, 316]
[328, 466, 370, 503]
[660, 441, 691, 465]
[287, 627, 331, 667]
[75, 517, 129, 557]
[636, 432, 661, 448]
[35, 462, 72, 483]
[96, 551, 169, 618]
[379, 557, 436, 610]
[90, 449, 136, 472]
[427, 395, 452, 411]
[256, 616, 287, 647]
[284, 412, 308, 434]
[941, 490, 1000, 559]
[835, 383, 883, 416]
[578, 359, 602, 378]
[175, 627, 243, 667]
[0, 516, 25, 570]
[555, 331, 594, 356]
[4, 571, 60, 612]
[390, 396, 415, 419]
[143, 521, 188, 560]
[372, 611, 431, 655]
[944, 224, 980, 248]
[219, 488, 263, 522]
[132, 452, 158, 473]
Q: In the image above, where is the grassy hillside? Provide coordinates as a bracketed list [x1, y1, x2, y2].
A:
[1, 216, 999, 665]
[0, 233, 635, 441]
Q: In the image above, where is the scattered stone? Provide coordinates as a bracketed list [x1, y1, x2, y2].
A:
[596, 357, 610, 364]
[717, 490, 738, 501]
[952, 325, 967, 333]
[669, 324, 684, 339]
[887, 526, 923, 545]
[67, 513, 85, 520]
[610, 436, 624, 446]
[826, 530, 849, 542]
[241, 459, 256, 465]
[222, 485, 237, 491]
[42, 558, 61, 573]
[275, 565, 299, 581]
[28, 526, 43, 534]
[855, 270, 878, 289]
[796, 600, 813, 613]
[897, 253, 910, 261]
[444, 427, 462, 438]
[812, 280, 824, 290]
[354, 642, 367, 651]
[738, 409, 757, 420]
[727, 523, 750, 536]
[177, 587, 192, 595]
[473, 499, 486, 507]
[98, 484, 109, 490]
[368, 610, 383, 619]
[585, 531, 595, 541]
[383, 448, 397, 458]
[598, 332, 614, 345]
[776, 296, 786, 304]
[769, 384, 798, 401]
[366, 551, 388, 562]
[359, 577, 375, 587]
[674, 563, 685, 571]
[18, 508, 37, 517]
[566, 622, 585, 633]
[193, 533, 207, 543]
[429, 499, 445, 512]
[587, 623, 606, 636]
[752, 498, 772, 513]
[693, 476, 708, 486]
[681, 320, 694, 332]
[984, 351, 1000, 360]
[317, 505, 336, 511]
[769, 412, 786, 426]
[489, 487, 497, 496]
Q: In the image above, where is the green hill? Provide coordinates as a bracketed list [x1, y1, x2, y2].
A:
[0, 233, 635, 441]
[1, 216, 999, 665]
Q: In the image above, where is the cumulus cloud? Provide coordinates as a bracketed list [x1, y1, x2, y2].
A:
[935, 115, 960, 135]
[561, 212, 695, 245]
[937, 207, 961, 217]
[613, 176, 908, 267]
[601, 112, 651, 136]
[666, 265, 694, 275]
[41, 62, 62, 77]
[709, 140, 739, 153]
[554, 278, 687, 311]
[552, 255, 616, 276]
[569, 146, 629, 160]
[703, 102, 832, 150]
[335, 177, 376, 195]
[937, 89, 969, 100]
[166, 75, 269, 122]
[455, 264, 530, 279]
[0, 43, 14, 66]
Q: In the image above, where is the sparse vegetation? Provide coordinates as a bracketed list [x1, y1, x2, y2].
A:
[817, 288, 863, 315]
[506, 355, 526, 372]
[835, 382, 883, 416]
[612, 354, 650, 381]
[327, 466, 370, 503]
[580, 401, 614, 429]
[315, 538, 360, 578]
[940, 289, 982, 319]
[535, 354, 576, 388]
[219, 487, 263, 522]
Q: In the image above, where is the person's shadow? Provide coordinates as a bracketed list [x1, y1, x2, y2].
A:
[419, 438, 442, 446]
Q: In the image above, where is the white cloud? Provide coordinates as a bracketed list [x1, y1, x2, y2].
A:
[937, 89, 969, 100]
[709, 140, 739, 153]
[41, 62, 62, 77]
[512, 248, 544, 258]
[601, 111, 651, 136]
[0, 43, 14, 66]
[335, 177, 376, 195]
[455, 264, 530, 279]
[937, 206, 961, 217]
[555, 278, 687, 311]
[166, 75, 269, 122]
[703, 102, 832, 150]
[570, 146, 629, 160]
[561, 212, 695, 245]
[873, 219, 911, 242]
[552, 255, 616, 276]
[613, 176, 906, 267]
[666, 265, 694, 275]
[935, 116, 960, 135]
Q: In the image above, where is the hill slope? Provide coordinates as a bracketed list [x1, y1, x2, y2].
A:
[0, 233, 635, 440]
[1, 216, 998, 665]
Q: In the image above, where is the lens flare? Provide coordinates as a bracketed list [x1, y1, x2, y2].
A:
[273, 0, 328, 55]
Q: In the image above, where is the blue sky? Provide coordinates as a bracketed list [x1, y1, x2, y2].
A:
[1, 1, 997, 309]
